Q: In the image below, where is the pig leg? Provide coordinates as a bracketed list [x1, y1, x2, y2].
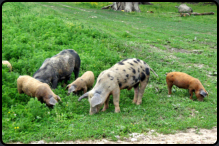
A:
[189, 89, 194, 100]
[102, 95, 110, 112]
[51, 77, 59, 89]
[17, 84, 23, 94]
[64, 75, 71, 84]
[166, 81, 173, 95]
[132, 84, 139, 104]
[136, 78, 148, 105]
[83, 86, 88, 94]
[73, 68, 80, 79]
[112, 87, 121, 113]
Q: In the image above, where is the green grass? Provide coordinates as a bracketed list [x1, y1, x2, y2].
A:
[2, 2, 217, 143]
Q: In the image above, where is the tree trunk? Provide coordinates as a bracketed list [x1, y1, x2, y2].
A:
[102, 2, 141, 12]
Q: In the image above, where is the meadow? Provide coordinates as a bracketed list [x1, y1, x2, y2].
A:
[2, 2, 217, 143]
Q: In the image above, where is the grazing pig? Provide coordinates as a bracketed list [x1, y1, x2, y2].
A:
[17, 75, 61, 106]
[78, 58, 158, 115]
[66, 71, 95, 95]
[2, 60, 12, 72]
[33, 49, 81, 89]
[166, 72, 208, 101]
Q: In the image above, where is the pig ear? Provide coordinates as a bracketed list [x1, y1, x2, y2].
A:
[65, 84, 70, 90]
[90, 93, 102, 107]
[200, 90, 207, 97]
[57, 95, 61, 102]
[48, 97, 58, 105]
[69, 85, 76, 93]
[78, 92, 89, 101]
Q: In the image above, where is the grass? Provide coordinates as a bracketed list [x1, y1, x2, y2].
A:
[2, 2, 217, 143]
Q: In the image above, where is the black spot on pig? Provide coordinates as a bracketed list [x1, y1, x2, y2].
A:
[146, 68, 150, 75]
[140, 66, 142, 68]
[128, 62, 134, 66]
[138, 68, 140, 73]
[133, 76, 138, 83]
[124, 79, 127, 83]
[98, 79, 101, 83]
[118, 62, 124, 65]
[108, 86, 110, 88]
[131, 67, 136, 74]
[137, 59, 140, 62]
[108, 74, 114, 80]
[126, 74, 129, 78]
[122, 59, 128, 62]
[143, 61, 147, 64]
[95, 90, 102, 94]
[133, 82, 139, 88]
[116, 68, 118, 70]
[119, 82, 122, 87]
[133, 60, 138, 64]
[140, 72, 146, 81]
[123, 69, 126, 72]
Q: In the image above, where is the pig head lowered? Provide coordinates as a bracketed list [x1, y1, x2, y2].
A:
[78, 58, 158, 115]
[17, 75, 61, 106]
[33, 49, 81, 89]
[66, 71, 95, 95]
[166, 72, 208, 101]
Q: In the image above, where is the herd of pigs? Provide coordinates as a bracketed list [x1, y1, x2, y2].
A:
[2, 49, 208, 115]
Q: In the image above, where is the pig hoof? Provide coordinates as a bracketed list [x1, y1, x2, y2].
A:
[136, 102, 142, 105]
[115, 109, 120, 113]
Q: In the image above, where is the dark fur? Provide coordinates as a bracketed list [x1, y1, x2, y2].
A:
[33, 49, 81, 89]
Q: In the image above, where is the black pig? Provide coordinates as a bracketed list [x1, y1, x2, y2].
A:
[33, 49, 80, 89]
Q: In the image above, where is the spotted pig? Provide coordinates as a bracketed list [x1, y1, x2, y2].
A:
[78, 58, 158, 115]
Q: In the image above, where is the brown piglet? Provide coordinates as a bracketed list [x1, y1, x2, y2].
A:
[66, 71, 95, 95]
[166, 72, 208, 101]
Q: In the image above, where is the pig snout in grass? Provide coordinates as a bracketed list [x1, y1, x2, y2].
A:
[166, 72, 208, 101]
[17, 75, 61, 106]
[78, 58, 158, 115]
[33, 49, 81, 89]
[66, 71, 95, 95]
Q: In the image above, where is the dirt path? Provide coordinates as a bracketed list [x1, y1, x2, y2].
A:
[9, 127, 217, 144]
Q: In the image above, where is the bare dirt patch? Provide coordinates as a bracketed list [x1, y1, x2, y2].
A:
[8, 127, 217, 144]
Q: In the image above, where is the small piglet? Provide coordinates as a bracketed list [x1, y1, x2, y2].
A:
[2, 60, 12, 72]
[166, 72, 208, 101]
[17, 75, 61, 106]
[78, 58, 158, 115]
[66, 71, 95, 95]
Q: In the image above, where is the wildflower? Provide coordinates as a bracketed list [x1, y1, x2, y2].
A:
[17, 127, 19, 129]
[14, 114, 16, 116]
[121, 10, 124, 12]
[8, 112, 10, 114]
[14, 127, 16, 129]
[66, 104, 68, 106]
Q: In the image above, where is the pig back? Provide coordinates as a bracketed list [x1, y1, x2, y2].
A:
[51, 49, 80, 77]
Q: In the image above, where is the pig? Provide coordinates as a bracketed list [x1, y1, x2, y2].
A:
[33, 49, 81, 89]
[66, 71, 95, 95]
[78, 58, 158, 115]
[2, 60, 12, 72]
[175, 4, 193, 13]
[166, 72, 208, 101]
[17, 75, 61, 106]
